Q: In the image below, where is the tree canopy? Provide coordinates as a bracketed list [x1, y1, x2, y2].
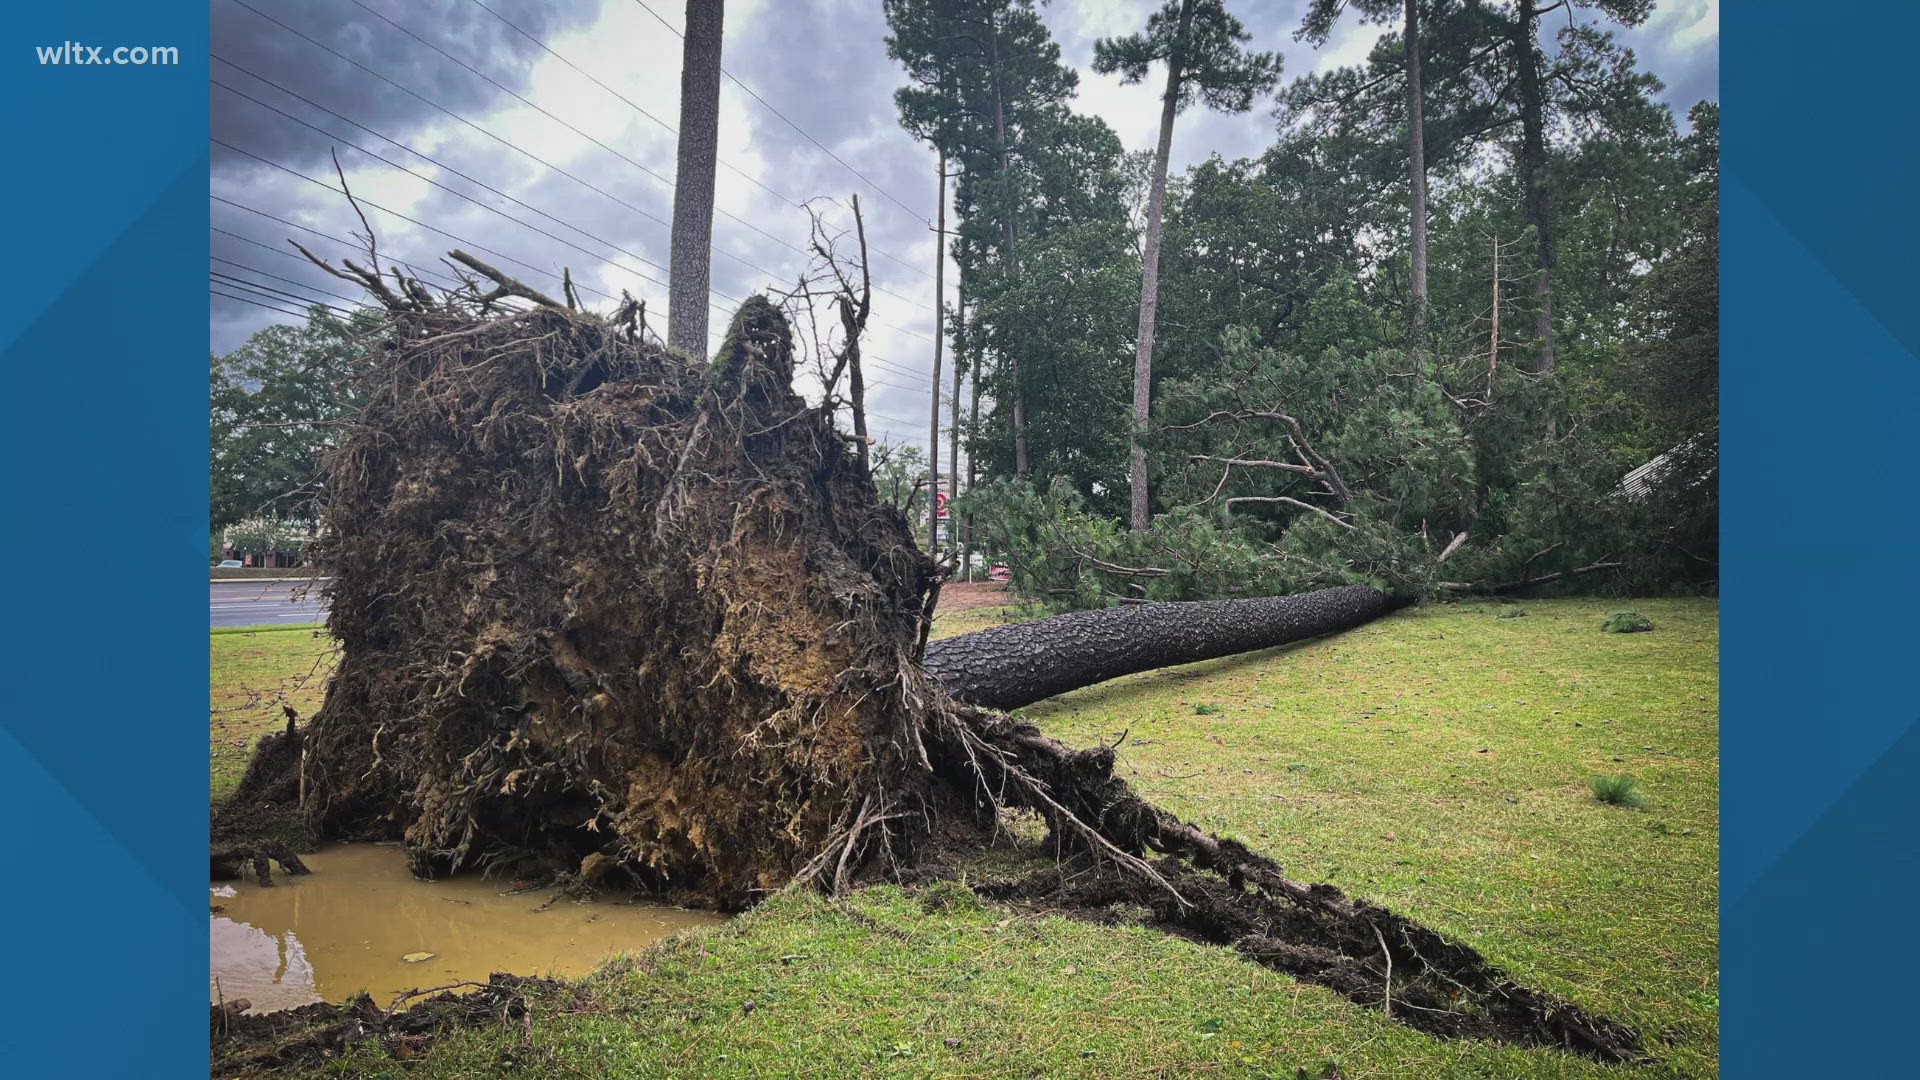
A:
[210, 305, 379, 533]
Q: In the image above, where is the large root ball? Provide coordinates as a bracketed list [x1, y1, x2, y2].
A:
[299, 296, 938, 910]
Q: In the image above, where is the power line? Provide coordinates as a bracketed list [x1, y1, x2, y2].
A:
[215, 140, 621, 306]
[219, 1, 939, 348]
[213, 184, 932, 392]
[211, 273, 356, 319]
[210, 59, 680, 242]
[457, 0, 943, 327]
[213, 254, 373, 309]
[339, 0, 815, 282]
[211, 27, 945, 393]
[213, 79, 675, 290]
[212, 266, 366, 313]
[213, 226, 457, 293]
[471, 0, 936, 284]
[212, 286, 314, 321]
[211, 210, 461, 292]
[625, 0, 934, 232]
[214, 130, 937, 387]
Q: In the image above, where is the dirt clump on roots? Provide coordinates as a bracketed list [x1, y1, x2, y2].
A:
[217, 273, 1643, 1064]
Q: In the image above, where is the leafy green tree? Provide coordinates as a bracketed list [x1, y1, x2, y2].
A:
[1295, 0, 1437, 346]
[888, 0, 1712, 605]
[870, 440, 934, 524]
[1281, 0, 1659, 374]
[961, 111, 1133, 494]
[1094, 0, 1281, 531]
[1620, 101, 1717, 586]
[210, 305, 378, 531]
[224, 515, 314, 565]
[886, 0, 1079, 474]
[977, 217, 1139, 515]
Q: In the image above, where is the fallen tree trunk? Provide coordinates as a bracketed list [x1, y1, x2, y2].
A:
[216, 266, 1639, 1062]
[925, 586, 1410, 711]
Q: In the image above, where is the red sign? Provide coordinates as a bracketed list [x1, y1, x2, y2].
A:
[935, 491, 950, 519]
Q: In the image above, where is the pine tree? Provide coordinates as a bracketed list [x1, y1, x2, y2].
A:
[1095, 0, 1279, 530]
[667, 0, 724, 357]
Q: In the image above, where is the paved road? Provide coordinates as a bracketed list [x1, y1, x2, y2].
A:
[211, 579, 330, 628]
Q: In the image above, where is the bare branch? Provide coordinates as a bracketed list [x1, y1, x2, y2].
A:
[331, 148, 380, 276]
[1191, 454, 1317, 476]
[1067, 547, 1169, 577]
[291, 239, 405, 309]
[447, 250, 566, 310]
[1224, 496, 1356, 530]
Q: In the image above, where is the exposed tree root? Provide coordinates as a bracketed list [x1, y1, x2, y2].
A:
[210, 841, 310, 887]
[932, 707, 1645, 1064]
[211, 974, 564, 1077]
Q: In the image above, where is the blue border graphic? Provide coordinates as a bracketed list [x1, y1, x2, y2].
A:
[1, 2, 1914, 1076]
[1721, 5, 1920, 1076]
[1, 2, 208, 1075]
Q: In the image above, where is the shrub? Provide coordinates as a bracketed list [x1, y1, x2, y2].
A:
[1591, 774, 1647, 808]
[1600, 611, 1654, 633]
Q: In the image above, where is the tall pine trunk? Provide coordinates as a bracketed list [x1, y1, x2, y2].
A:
[1128, 0, 1195, 532]
[667, 0, 724, 357]
[928, 153, 947, 552]
[990, 30, 1029, 477]
[1513, 1, 1555, 374]
[1405, 0, 1429, 355]
[966, 294, 981, 575]
[926, 586, 1408, 711]
[949, 255, 962, 563]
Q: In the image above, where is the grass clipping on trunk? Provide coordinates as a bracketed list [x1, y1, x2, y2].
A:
[220, 278, 1642, 1064]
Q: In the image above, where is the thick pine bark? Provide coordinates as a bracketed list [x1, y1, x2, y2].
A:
[667, 0, 724, 356]
[1512, 1, 1555, 374]
[925, 585, 1408, 712]
[1128, 0, 1195, 533]
[928, 153, 946, 552]
[949, 256, 963, 562]
[1405, 0, 1429, 354]
[989, 29, 1029, 477]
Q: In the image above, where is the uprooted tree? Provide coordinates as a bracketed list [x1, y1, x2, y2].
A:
[218, 253, 1642, 1062]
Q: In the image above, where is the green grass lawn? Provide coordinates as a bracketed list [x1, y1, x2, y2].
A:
[210, 626, 335, 801]
[215, 598, 1717, 1078]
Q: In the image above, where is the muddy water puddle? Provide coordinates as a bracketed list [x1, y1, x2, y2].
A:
[211, 844, 723, 1012]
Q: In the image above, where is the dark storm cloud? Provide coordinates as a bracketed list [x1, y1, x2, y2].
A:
[211, 0, 1714, 439]
[211, 0, 599, 173]
[211, 0, 602, 351]
[714, 0, 950, 439]
[725, 0, 935, 222]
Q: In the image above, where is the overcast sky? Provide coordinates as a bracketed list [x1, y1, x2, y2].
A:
[210, 0, 1718, 452]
